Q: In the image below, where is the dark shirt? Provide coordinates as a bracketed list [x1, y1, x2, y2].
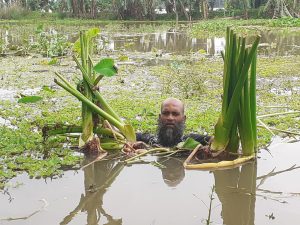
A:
[136, 132, 211, 147]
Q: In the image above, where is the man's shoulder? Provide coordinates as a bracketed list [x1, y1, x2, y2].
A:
[136, 132, 158, 145]
[183, 133, 211, 145]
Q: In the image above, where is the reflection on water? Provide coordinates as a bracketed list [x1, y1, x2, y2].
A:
[157, 157, 186, 187]
[214, 162, 256, 225]
[104, 31, 300, 56]
[103, 32, 209, 54]
[60, 157, 188, 225]
[59, 156, 257, 225]
[2, 27, 300, 56]
[1, 141, 300, 225]
[61, 159, 124, 225]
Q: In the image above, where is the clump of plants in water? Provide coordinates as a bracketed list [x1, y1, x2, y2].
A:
[185, 27, 260, 169]
[32, 24, 72, 57]
[0, 24, 72, 57]
[44, 28, 136, 159]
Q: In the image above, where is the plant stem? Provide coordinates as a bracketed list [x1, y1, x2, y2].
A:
[257, 111, 300, 118]
[257, 118, 275, 136]
[124, 148, 170, 163]
[54, 78, 125, 130]
[73, 55, 122, 123]
[257, 125, 300, 136]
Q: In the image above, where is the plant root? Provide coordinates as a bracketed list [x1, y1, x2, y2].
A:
[80, 135, 106, 156]
[184, 144, 255, 170]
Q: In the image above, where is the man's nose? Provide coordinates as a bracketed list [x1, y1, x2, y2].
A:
[166, 114, 175, 121]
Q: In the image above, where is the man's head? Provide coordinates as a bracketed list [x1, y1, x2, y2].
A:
[157, 98, 186, 147]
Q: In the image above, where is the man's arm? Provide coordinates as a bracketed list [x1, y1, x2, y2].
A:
[136, 132, 156, 145]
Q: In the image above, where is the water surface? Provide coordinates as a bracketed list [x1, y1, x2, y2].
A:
[1, 140, 300, 225]
[1, 26, 300, 56]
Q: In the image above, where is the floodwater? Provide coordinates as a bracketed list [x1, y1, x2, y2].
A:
[1, 139, 300, 225]
[1, 24, 300, 225]
[1, 26, 300, 56]
[102, 30, 300, 56]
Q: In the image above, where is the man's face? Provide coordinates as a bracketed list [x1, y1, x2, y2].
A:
[157, 100, 186, 147]
[159, 101, 186, 127]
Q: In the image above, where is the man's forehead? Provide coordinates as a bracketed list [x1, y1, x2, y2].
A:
[161, 98, 184, 112]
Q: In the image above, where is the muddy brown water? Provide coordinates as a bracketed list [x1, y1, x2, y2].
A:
[1, 24, 300, 224]
[1, 139, 300, 225]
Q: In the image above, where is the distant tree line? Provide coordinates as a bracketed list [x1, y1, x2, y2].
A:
[0, 0, 299, 19]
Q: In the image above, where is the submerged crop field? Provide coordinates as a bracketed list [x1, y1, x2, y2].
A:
[0, 20, 300, 187]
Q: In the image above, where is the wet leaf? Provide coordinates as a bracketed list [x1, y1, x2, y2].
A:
[18, 96, 42, 103]
[177, 137, 200, 150]
[93, 58, 117, 77]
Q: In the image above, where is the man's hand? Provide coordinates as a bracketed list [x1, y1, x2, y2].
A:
[123, 141, 149, 155]
[131, 141, 148, 149]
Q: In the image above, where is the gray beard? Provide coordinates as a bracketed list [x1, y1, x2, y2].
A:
[157, 120, 185, 147]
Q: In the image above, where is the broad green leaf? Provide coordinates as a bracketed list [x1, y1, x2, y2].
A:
[122, 124, 136, 142]
[177, 137, 200, 150]
[93, 58, 118, 77]
[18, 96, 42, 103]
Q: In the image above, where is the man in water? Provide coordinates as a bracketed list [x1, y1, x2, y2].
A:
[136, 97, 211, 147]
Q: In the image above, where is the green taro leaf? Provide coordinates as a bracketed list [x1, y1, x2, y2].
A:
[177, 137, 200, 150]
[18, 96, 42, 103]
[93, 58, 118, 77]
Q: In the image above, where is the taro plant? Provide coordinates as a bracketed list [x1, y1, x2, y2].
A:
[211, 27, 260, 157]
[48, 28, 136, 155]
[184, 27, 260, 169]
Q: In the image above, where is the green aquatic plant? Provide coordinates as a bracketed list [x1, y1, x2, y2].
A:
[53, 28, 136, 154]
[184, 27, 260, 170]
[211, 27, 260, 156]
[32, 24, 72, 57]
[211, 28, 259, 155]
